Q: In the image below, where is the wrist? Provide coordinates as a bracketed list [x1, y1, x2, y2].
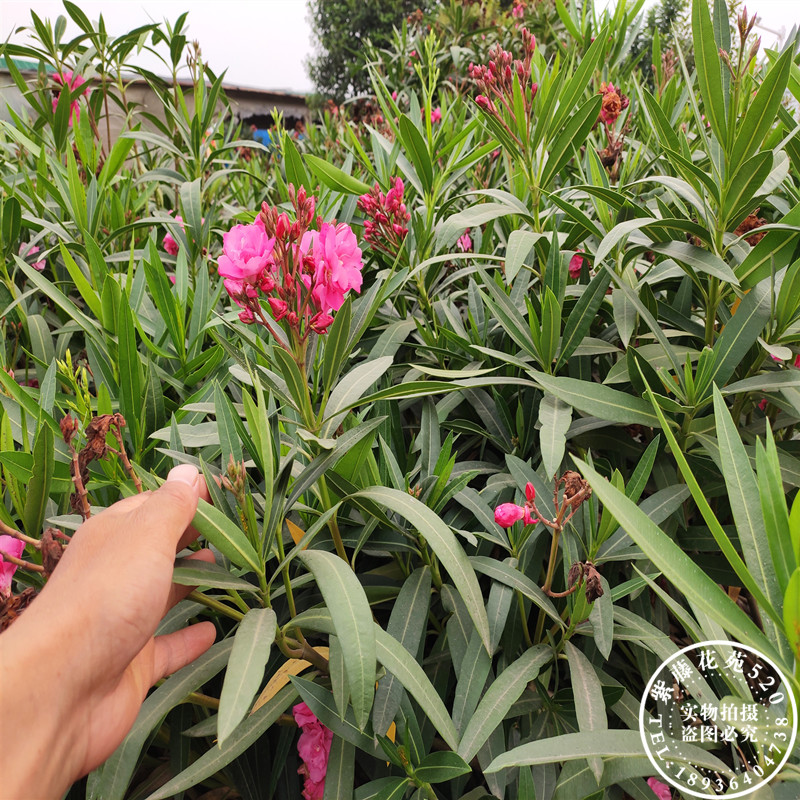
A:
[0, 607, 83, 799]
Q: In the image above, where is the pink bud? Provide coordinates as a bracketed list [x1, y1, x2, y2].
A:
[525, 482, 535, 501]
[268, 297, 288, 320]
[276, 213, 290, 239]
[287, 311, 299, 327]
[310, 311, 335, 333]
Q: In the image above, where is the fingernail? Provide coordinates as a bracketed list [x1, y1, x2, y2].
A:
[166, 464, 199, 487]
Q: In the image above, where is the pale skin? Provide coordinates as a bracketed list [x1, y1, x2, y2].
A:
[0, 464, 217, 799]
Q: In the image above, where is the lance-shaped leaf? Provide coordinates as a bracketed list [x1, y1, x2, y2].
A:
[372, 567, 432, 736]
[298, 550, 376, 730]
[193, 498, 261, 574]
[565, 642, 607, 781]
[575, 456, 783, 666]
[144, 684, 297, 800]
[353, 486, 491, 652]
[534, 373, 659, 427]
[458, 644, 551, 762]
[217, 608, 277, 746]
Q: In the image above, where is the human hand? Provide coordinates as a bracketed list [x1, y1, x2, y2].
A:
[0, 464, 217, 799]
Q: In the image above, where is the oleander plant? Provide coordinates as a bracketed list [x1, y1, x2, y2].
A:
[2, 0, 800, 797]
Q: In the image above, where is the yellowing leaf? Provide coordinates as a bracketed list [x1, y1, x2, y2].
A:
[251, 647, 329, 713]
[287, 519, 306, 547]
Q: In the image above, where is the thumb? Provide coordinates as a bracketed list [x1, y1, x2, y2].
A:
[131, 464, 203, 552]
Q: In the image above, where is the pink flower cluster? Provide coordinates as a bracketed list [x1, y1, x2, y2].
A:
[647, 777, 672, 800]
[468, 30, 538, 134]
[219, 185, 363, 337]
[358, 177, 410, 257]
[53, 70, 87, 127]
[431, 106, 442, 124]
[457, 230, 473, 253]
[293, 702, 333, 800]
[494, 482, 539, 528]
[512, 3, 525, 19]
[0, 535, 24, 598]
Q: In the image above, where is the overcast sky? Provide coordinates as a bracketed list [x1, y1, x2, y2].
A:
[2, 1, 798, 95]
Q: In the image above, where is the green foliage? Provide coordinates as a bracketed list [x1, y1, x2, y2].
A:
[307, 0, 441, 102]
[2, 0, 800, 798]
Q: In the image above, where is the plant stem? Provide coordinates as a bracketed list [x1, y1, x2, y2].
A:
[317, 475, 347, 561]
[188, 590, 244, 621]
[516, 589, 533, 648]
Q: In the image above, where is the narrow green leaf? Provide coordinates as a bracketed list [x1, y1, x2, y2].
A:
[555, 268, 612, 370]
[538, 394, 572, 479]
[372, 566, 432, 736]
[298, 550, 376, 730]
[565, 642, 606, 780]
[756, 429, 795, 595]
[575, 456, 782, 665]
[217, 608, 277, 745]
[353, 486, 491, 653]
[692, 0, 727, 144]
[323, 736, 355, 800]
[703, 282, 770, 394]
[533, 373, 659, 427]
[95, 640, 234, 800]
[193, 498, 261, 574]
[22, 420, 54, 536]
[305, 154, 372, 195]
[144, 684, 297, 800]
[398, 114, 433, 193]
[172, 558, 258, 593]
[712, 388, 782, 638]
[731, 47, 794, 165]
[458, 645, 551, 762]
[415, 752, 471, 784]
[322, 356, 393, 437]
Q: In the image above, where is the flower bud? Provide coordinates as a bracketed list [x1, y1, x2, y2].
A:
[268, 297, 288, 320]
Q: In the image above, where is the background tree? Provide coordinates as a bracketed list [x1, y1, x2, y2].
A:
[306, 0, 441, 102]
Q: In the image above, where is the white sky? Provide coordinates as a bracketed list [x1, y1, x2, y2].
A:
[2, 1, 799, 95]
[1, 1, 316, 93]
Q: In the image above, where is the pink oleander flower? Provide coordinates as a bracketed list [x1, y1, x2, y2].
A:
[306, 222, 364, 312]
[220, 185, 364, 340]
[759, 398, 769, 411]
[293, 703, 333, 800]
[495, 503, 525, 528]
[794, 354, 800, 368]
[569, 250, 586, 279]
[164, 213, 205, 255]
[53, 70, 87, 126]
[431, 106, 442, 124]
[495, 481, 539, 528]
[647, 777, 672, 800]
[218, 220, 276, 284]
[0, 535, 25, 598]
[18, 242, 46, 271]
[512, 3, 524, 18]
[391, 90, 398, 101]
[163, 214, 182, 256]
[457, 230, 473, 253]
